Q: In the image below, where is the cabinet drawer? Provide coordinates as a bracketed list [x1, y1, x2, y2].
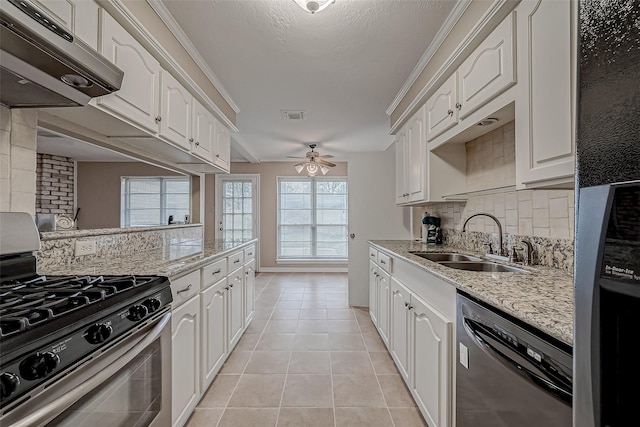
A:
[171, 270, 200, 306]
[228, 251, 244, 270]
[369, 247, 378, 261]
[377, 252, 393, 273]
[244, 245, 256, 262]
[202, 258, 227, 288]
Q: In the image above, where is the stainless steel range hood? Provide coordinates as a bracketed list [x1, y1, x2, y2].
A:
[0, 0, 123, 108]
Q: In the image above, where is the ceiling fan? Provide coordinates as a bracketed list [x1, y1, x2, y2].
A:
[287, 144, 336, 176]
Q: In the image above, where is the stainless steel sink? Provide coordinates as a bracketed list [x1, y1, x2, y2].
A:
[438, 261, 529, 273]
[410, 252, 482, 262]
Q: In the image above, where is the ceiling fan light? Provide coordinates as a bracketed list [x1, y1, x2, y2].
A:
[295, 164, 305, 173]
[307, 162, 318, 175]
[292, 0, 334, 14]
[320, 165, 330, 175]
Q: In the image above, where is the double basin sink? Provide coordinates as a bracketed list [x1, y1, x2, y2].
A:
[409, 252, 529, 273]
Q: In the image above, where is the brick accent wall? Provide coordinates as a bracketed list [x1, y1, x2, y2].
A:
[36, 154, 74, 214]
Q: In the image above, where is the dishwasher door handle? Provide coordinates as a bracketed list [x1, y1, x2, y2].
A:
[463, 318, 572, 404]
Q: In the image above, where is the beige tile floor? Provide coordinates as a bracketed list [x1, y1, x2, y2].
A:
[186, 272, 428, 427]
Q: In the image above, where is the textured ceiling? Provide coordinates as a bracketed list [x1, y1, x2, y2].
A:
[160, 0, 458, 162]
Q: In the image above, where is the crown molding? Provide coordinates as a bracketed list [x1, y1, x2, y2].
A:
[147, 0, 240, 114]
[388, 0, 515, 135]
[385, 0, 472, 116]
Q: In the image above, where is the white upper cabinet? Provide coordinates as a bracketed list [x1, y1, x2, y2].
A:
[160, 71, 192, 151]
[396, 106, 427, 205]
[214, 120, 231, 172]
[458, 14, 516, 120]
[191, 99, 215, 162]
[31, 0, 100, 50]
[515, 0, 576, 188]
[426, 73, 458, 142]
[394, 129, 408, 204]
[99, 12, 161, 133]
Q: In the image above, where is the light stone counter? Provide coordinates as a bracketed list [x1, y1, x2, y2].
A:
[370, 240, 573, 346]
[38, 238, 257, 279]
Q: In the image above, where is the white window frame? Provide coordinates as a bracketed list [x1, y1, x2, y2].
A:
[120, 176, 190, 227]
[276, 176, 348, 263]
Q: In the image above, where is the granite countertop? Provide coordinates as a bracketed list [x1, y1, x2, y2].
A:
[370, 240, 574, 346]
[38, 238, 257, 278]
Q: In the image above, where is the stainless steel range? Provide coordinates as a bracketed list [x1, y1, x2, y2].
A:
[0, 213, 172, 427]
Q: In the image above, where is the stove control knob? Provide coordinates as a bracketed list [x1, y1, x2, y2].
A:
[85, 323, 113, 344]
[0, 373, 20, 400]
[19, 352, 60, 381]
[127, 304, 148, 321]
[143, 298, 161, 313]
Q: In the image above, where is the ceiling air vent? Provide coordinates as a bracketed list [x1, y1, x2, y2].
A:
[281, 110, 306, 120]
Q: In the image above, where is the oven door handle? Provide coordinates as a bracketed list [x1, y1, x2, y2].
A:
[463, 317, 572, 404]
[11, 312, 172, 427]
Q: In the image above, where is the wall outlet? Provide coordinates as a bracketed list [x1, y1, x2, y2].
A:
[75, 240, 96, 256]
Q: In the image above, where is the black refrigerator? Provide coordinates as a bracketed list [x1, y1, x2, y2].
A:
[574, 1, 640, 426]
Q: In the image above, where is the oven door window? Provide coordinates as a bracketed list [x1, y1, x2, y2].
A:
[47, 338, 163, 427]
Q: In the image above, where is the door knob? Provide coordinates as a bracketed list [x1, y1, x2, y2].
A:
[349, 233, 356, 239]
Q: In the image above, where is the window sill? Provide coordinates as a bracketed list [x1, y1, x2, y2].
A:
[276, 258, 348, 265]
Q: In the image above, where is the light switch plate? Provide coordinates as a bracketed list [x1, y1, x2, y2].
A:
[75, 240, 96, 256]
[459, 343, 469, 369]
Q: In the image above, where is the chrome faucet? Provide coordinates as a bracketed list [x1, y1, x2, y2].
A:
[462, 212, 506, 257]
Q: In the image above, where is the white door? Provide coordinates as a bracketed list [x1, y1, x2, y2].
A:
[377, 269, 391, 348]
[214, 120, 231, 172]
[244, 260, 256, 325]
[426, 73, 458, 141]
[160, 71, 192, 151]
[200, 279, 227, 393]
[369, 261, 379, 326]
[216, 174, 260, 265]
[191, 99, 214, 161]
[390, 277, 411, 382]
[171, 295, 200, 427]
[227, 269, 244, 351]
[406, 106, 426, 202]
[347, 151, 412, 307]
[410, 294, 452, 427]
[395, 130, 408, 204]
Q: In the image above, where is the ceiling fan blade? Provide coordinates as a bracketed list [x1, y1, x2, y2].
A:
[287, 156, 306, 159]
[294, 161, 307, 167]
[316, 154, 334, 159]
[316, 159, 336, 167]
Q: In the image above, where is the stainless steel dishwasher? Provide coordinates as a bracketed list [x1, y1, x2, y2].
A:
[456, 292, 572, 427]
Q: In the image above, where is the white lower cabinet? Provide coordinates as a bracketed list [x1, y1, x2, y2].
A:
[171, 294, 200, 427]
[410, 293, 452, 427]
[369, 261, 379, 325]
[390, 278, 411, 382]
[244, 260, 255, 326]
[370, 245, 455, 427]
[200, 278, 227, 394]
[227, 268, 244, 351]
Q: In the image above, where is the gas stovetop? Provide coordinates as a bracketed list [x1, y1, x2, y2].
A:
[0, 274, 162, 338]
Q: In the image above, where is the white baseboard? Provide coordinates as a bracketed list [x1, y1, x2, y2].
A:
[258, 266, 348, 273]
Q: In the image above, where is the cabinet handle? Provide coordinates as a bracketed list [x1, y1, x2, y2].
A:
[189, 138, 194, 143]
[177, 284, 192, 294]
[216, 154, 220, 158]
[213, 269, 221, 275]
[229, 283, 234, 288]
[155, 116, 161, 123]
[447, 109, 453, 116]
[234, 259, 240, 263]
[247, 252, 253, 256]
[404, 302, 409, 307]
[455, 102, 462, 110]
[195, 141, 200, 146]
[380, 260, 386, 265]
[408, 305, 414, 310]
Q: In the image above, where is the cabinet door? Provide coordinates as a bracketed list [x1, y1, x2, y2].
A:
[99, 13, 161, 133]
[390, 278, 411, 382]
[200, 279, 227, 394]
[227, 269, 244, 351]
[73, 1, 99, 50]
[377, 269, 391, 349]
[394, 130, 408, 205]
[458, 13, 516, 120]
[516, 0, 575, 187]
[214, 120, 231, 172]
[31, 1, 73, 32]
[369, 261, 378, 326]
[191, 99, 215, 162]
[426, 73, 458, 141]
[160, 71, 192, 151]
[410, 294, 452, 427]
[244, 261, 255, 326]
[172, 295, 200, 427]
[406, 106, 427, 202]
